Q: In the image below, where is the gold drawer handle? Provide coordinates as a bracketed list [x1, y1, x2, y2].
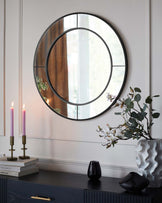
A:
[30, 196, 51, 201]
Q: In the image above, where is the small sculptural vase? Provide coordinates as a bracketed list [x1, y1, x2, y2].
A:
[87, 161, 101, 181]
[136, 139, 162, 187]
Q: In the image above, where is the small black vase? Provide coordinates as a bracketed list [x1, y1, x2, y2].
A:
[87, 161, 101, 181]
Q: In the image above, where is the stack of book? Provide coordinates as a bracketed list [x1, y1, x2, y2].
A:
[0, 157, 39, 177]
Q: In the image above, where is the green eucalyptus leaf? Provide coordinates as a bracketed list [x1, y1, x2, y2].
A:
[114, 112, 122, 115]
[134, 94, 141, 102]
[137, 112, 144, 121]
[130, 123, 138, 129]
[125, 108, 130, 113]
[134, 133, 141, 140]
[124, 98, 134, 108]
[124, 98, 131, 105]
[143, 104, 148, 112]
[130, 102, 134, 108]
[152, 112, 160, 118]
[129, 118, 135, 123]
[131, 111, 138, 119]
[141, 111, 147, 117]
[145, 96, 152, 104]
[132, 121, 138, 128]
[124, 130, 132, 138]
[134, 87, 141, 92]
[129, 118, 138, 127]
[127, 102, 134, 109]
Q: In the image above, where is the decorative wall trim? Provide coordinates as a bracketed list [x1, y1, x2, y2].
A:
[0, 0, 6, 136]
[144, 0, 152, 96]
[144, 0, 152, 135]
[149, 0, 152, 96]
[18, 0, 23, 136]
[27, 136, 137, 146]
[39, 158, 137, 178]
[3, 0, 6, 136]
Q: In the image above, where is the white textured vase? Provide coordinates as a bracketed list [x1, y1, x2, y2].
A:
[136, 139, 162, 187]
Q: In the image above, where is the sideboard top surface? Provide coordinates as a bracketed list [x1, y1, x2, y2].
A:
[2, 170, 162, 198]
[19, 170, 124, 193]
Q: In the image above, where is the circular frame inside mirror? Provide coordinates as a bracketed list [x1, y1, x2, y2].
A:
[46, 28, 112, 105]
[33, 12, 128, 120]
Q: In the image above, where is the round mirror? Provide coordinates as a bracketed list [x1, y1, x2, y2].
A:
[34, 13, 127, 120]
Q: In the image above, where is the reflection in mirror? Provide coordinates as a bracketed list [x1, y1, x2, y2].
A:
[34, 13, 127, 120]
[78, 14, 125, 65]
[47, 29, 111, 104]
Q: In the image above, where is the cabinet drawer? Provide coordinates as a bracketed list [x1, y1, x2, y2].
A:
[8, 179, 83, 203]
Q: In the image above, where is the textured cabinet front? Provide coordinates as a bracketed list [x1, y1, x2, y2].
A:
[8, 179, 83, 203]
[5, 170, 162, 203]
[0, 176, 7, 203]
[84, 190, 152, 203]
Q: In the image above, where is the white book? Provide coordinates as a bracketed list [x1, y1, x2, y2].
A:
[0, 163, 38, 172]
[0, 166, 39, 177]
[0, 157, 38, 167]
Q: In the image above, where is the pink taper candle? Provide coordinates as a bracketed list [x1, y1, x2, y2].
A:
[10, 102, 14, 137]
[22, 104, 26, 136]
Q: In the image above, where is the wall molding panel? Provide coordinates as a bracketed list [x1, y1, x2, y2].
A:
[18, 0, 23, 136]
[0, 0, 6, 136]
[39, 158, 137, 178]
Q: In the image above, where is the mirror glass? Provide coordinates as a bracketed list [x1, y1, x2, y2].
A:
[34, 13, 127, 120]
[47, 29, 111, 105]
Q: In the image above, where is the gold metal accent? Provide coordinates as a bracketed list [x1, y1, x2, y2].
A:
[19, 135, 30, 159]
[30, 196, 51, 201]
[22, 134, 26, 144]
[7, 136, 17, 161]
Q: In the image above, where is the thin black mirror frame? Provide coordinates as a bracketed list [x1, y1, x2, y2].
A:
[33, 12, 128, 121]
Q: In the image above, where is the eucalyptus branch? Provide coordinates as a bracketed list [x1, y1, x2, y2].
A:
[97, 87, 160, 148]
[136, 101, 142, 112]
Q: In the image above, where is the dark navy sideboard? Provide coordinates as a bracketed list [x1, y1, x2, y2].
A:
[0, 170, 161, 203]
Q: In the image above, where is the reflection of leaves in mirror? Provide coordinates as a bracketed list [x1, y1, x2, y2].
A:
[36, 77, 48, 92]
[54, 108, 61, 114]
[36, 77, 48, 100]
[36, 77, 61, 113]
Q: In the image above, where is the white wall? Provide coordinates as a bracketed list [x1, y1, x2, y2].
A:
[0, 0, 161, 178]
[0, 0, 5, 136]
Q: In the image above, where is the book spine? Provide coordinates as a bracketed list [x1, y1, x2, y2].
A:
[0, 167, 39, 177]
[0, 166, 20, 172]
[0, 164, 38, 172]
[0, 171, 19, 176]
[0, 158, 38, 167]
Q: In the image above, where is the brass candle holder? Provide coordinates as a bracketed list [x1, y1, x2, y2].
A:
[7, 136, 17, 161]
[19, 135, 30, 159]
